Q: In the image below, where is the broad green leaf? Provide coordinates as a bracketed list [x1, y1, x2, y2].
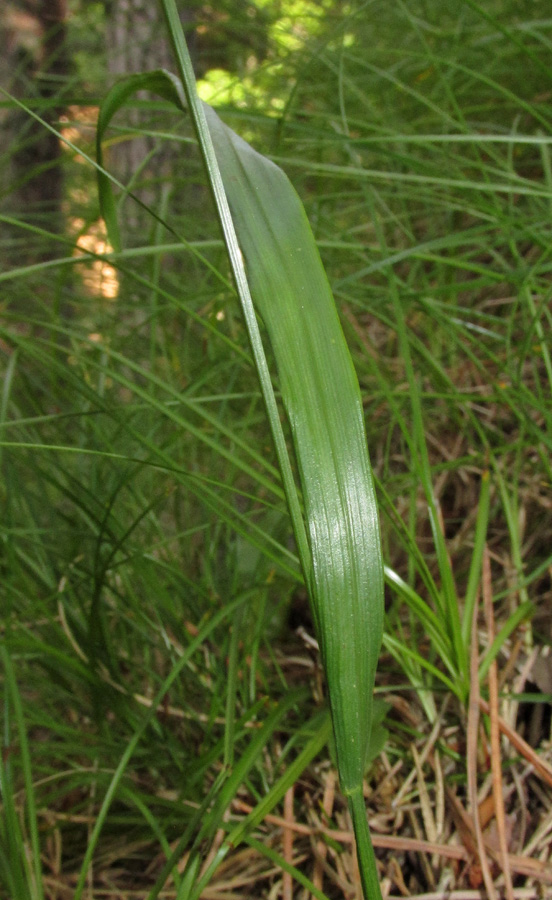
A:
[98, 67, 384, 792]
[96, 39, 384, 899]
[202, 101, 384, 786]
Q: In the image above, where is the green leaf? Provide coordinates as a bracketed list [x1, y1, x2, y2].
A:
[96, 11, 385, 892]
[201, 102, 384, 793]
[97, 66, 384, 793]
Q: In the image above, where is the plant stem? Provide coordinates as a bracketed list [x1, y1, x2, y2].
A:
[347, 788, 382, 900]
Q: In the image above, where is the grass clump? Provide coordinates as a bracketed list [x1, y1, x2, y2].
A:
[2, 1, 552, 898]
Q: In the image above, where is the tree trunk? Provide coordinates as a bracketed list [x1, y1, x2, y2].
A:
[105, 0, 195, 227]
[0, 0, 69, 257]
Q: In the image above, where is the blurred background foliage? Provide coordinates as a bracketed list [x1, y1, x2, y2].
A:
[1, 1, 552, 897]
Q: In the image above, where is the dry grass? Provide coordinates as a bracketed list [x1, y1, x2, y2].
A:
[27, 589, 552, 900]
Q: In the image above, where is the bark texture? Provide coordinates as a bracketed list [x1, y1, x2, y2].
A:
[106, 0, 194, 188]
[0, 0, 68, 251]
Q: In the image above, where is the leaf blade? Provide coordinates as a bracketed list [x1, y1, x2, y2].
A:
[203, 103, 384, 794]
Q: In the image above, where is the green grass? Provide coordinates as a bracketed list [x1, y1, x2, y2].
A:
[2, 1, 552, 897]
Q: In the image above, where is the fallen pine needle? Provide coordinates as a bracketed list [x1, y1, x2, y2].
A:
[283, 785, 294, 900]
[312, 768, 336, 896]
[467, 587, 498, 900]
[478, 697, 552, 789]
[483, 545, 514, 900]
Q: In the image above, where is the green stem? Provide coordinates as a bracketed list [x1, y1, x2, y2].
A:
[347, 788, 382, 900]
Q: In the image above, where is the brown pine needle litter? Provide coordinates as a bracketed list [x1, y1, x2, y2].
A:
[33, 610, 552, 897]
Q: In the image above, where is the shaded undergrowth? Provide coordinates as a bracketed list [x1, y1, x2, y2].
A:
[1, 2, 552, 897]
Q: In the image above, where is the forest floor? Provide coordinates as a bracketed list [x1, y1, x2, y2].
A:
[2, 1, 552, 898]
